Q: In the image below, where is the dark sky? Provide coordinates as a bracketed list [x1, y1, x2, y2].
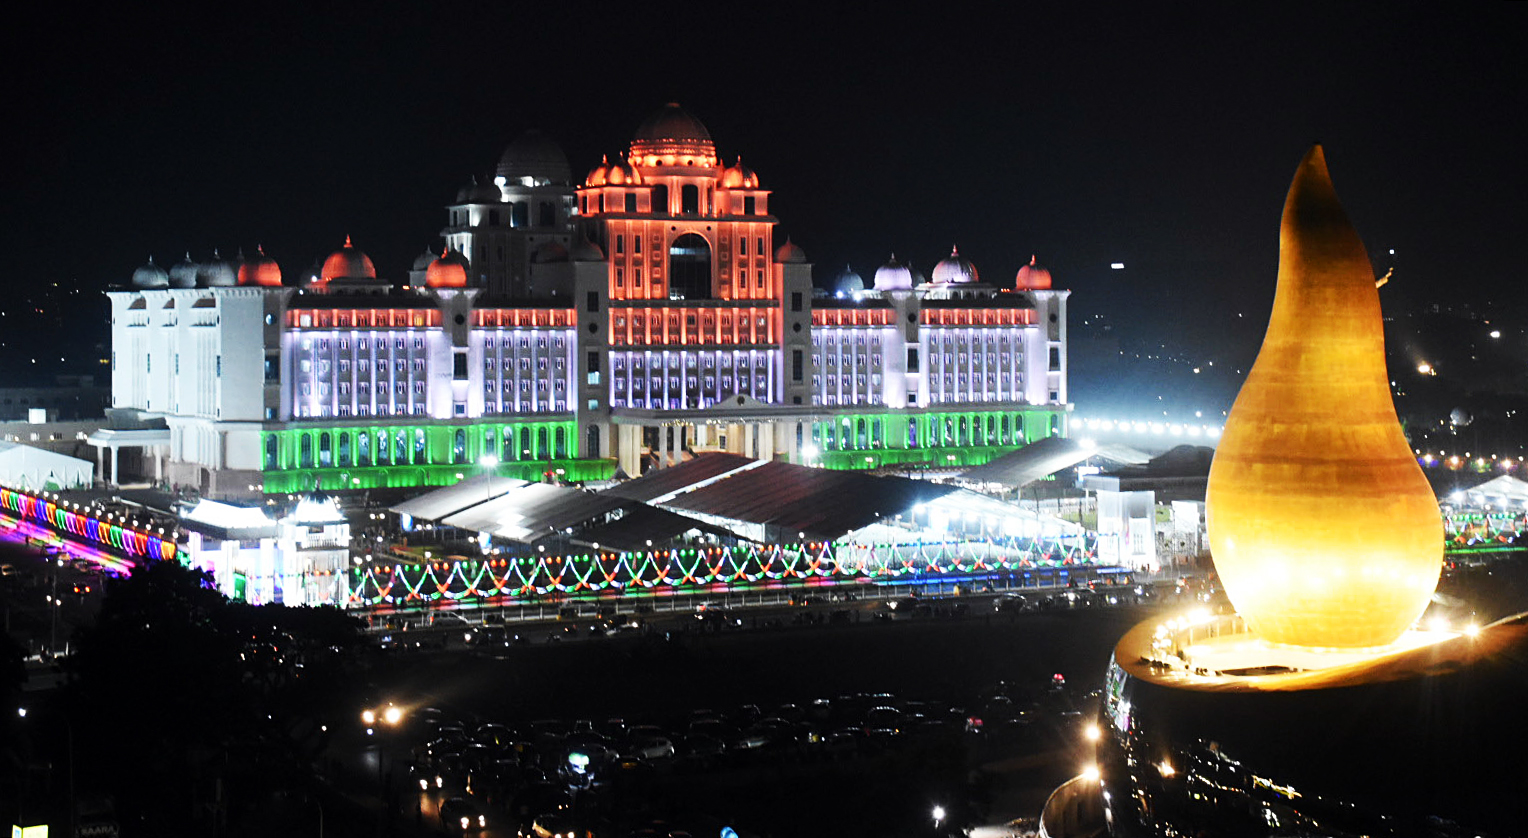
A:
[5, 3, 1522, 413]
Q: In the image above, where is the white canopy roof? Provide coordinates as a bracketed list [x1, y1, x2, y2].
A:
[0, 441, 93, 491]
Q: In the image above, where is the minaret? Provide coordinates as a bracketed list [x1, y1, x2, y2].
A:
[1205, 145, 1442, 648]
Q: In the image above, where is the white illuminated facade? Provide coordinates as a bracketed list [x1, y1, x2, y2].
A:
[108, 104, 1070, 499]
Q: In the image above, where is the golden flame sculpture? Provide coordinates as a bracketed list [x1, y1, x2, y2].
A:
[1206, 146, 1442, 649]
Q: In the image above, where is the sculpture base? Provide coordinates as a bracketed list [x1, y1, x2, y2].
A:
[1097, 611, 1528, 836]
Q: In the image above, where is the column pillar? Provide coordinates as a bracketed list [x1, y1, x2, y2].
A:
[110, 445, 120, 487]
[95, 446, 104, 485]
[743, 423, 756, 460]
[787, 421, 799, 463]
[155, 446, 164, 482]
[657, 424, 669, 470]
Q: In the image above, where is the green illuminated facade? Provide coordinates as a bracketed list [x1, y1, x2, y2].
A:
[260, 419, 616, 493]
[810, 407, 1063, 470]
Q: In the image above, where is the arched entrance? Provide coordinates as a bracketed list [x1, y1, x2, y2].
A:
[668, 233, 712, 300]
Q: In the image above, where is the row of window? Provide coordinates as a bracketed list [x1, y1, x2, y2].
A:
[268, 424, 571, 471]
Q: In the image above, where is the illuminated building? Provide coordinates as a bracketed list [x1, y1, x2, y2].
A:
[1082, 148, 1522, 837]
[108, 104, 1069, 498]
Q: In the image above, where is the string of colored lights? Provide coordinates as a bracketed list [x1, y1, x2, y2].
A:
[0, 487, 180, 562]
[346, 535, 1100, 607]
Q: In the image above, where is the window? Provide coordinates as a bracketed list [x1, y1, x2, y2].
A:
[586, 291, 600, 313]
[624, 193, 637, 213]
[744, 195, 756, 214]
[790, 292, 802, 312]
[792, 350, 803, 382]
[454, 354, 468, 379]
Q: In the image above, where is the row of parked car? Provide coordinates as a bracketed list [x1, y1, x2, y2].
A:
[397, 678, 1091, 835]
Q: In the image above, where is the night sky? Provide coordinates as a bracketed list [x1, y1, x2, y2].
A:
[6, 3, 1523, 418]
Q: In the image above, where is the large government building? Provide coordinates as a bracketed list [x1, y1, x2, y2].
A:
[107, 104, 1069, 498]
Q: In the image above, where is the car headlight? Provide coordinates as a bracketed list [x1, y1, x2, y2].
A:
[478, 815, 487, 826]
[460, 816, 470, 829]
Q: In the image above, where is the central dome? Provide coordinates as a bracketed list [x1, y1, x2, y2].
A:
[630, 103, 716, 160]
[496, 130, 572, 186]
[320, 236, 377, 282]
[931, 246, 979, 284]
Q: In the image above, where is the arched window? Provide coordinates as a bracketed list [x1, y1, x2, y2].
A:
[1013, 414, 1025, 443]
[264, 436, 278, 470]
[394, 430, 407, 465]
[300, 435, 313, 468]
[907, 420, 919, 448]
[538, 201, 555, 227]
[1050, 414, 1061, 437]
[520, 427, 532, 459]
[358, 432, 371, 466]
[510, 202, 528, 228]
[375, 431, 389, 465]
[415, 429, 427, 462]
[453, 429, 466, 464]
[856, 418, 868, 448]
[502, 427, 514, 461]
[680, 184, 699, 215]
[536, 427, 550, 458]
[586, 425, 600, 458]
[338, 433, 351, 467]
[555, 427, 567, 459]
[651, 184, 668, 214]
[1000, 414, 1011, 445]
[668, 233, 712, 301]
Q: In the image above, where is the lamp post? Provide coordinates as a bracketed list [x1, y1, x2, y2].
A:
[17, 704, 74, 838]
[362, 703, 404, 837]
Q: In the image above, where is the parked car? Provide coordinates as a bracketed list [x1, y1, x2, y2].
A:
[439, 796, 487, 831]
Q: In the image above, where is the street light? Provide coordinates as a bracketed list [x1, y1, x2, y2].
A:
[932, 805, 946, 830]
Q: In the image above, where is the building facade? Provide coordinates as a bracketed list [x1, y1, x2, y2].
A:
[108, 104, 1069, 498]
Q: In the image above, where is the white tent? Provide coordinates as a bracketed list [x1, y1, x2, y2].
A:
[0, 441, 93, 491]
[1459, 474, 1528, 509]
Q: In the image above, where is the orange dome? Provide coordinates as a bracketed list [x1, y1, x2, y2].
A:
[630, 103, 716, 163]
[425, 249, 468, 288]
[320, 236, 376, 281]
[585, 155, 610, 187]
[721, 157, 758, 188]
[1014, 255, 1052, 290]
[238, 246, 283, 287]
[606, 157, 642, 185]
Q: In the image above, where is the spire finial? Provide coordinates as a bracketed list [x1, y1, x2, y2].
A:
[344, 235, 353, 248]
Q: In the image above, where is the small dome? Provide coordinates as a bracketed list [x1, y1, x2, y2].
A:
[605, 157, 642, 186]
[198, 250, 238, 287]
[496, 129, 572, 186]
[571, 237, 605, 262]
[169, 253, 199, 289]
[630, 103, 716, 159]
[584, 155, 610, 187]
[411, 248, 438, 271]
[237, 246, 283, 287]
[320, 236, 377, 281]
[774, 238, 807, 264]
[931, 245, 979, 284]
[425, 249, 469, 288]
[722, 157, 759, 188]
[873, 253, 914, 291]
[1014, 255, 1053, 290]
[833, 265, 865, 295]
[132, 256, 169, 289]
[531, 240, 569, 263]
[463, 176, 501, 204]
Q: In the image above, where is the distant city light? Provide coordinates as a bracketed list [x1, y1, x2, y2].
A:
[1489, 330, 1501, 339]
[1110, 262, 1125, 270]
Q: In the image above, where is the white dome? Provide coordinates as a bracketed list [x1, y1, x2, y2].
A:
[873, 254, 913, 291]
[132, 256, 169, 289]
[930, 246, 979, 284]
